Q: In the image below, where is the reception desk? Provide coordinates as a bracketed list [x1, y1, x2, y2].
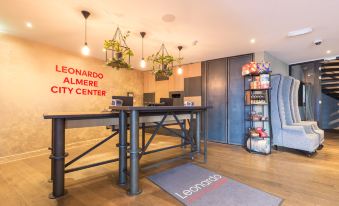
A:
[44, 106, 208, 198]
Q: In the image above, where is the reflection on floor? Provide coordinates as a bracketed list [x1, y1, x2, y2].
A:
[0, 132, 338, 206]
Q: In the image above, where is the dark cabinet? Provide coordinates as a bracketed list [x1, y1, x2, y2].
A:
[228, 55, 253, 144]
[205, 58, 227, 143]
[202, 54, 253, 144]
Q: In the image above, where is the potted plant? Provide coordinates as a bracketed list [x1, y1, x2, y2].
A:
[104, 29, 134, 69]
[147, 44, 182, 77]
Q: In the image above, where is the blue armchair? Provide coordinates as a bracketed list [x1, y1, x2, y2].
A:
[270, 75, 319, 153]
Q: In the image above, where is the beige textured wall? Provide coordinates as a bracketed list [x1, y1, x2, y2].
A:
[0, 34, 144, 158]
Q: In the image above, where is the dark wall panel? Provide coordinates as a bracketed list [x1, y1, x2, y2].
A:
[184, 76, 202, 97]
[143, 92, 155, 105]
[202, 54, 254, 145]
[205, 58, 227, 143]
[227, 55, 253, 145]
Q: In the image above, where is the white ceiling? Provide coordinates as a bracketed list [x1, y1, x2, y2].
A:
[0, 0, 338, 69]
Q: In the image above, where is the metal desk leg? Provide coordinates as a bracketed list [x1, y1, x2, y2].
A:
[196, 111, 201, 153]
[142, 123, 146, 150]
[181, 120, 186, 149]
[182, 119, 187, 149]
[128, 110, 141, 195]
[204, 110, 207, 163]
[118, 111, 127, 185]
[181, 120, 186, 155]
[49, 122, 55, 183]
[49, 118, 66, 199]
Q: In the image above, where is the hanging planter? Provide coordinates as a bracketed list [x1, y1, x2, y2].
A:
[147, 44, 182, 78]
[104, 27, 134, 69]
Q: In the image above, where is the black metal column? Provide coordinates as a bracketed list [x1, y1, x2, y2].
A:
[128, 110, 141, 195]
[49, 122, 55, 183]
[118, 111, 128, 185]
[142, 123, 146, 150]
[204, 110, 207, 163]
[181, 120, 186, 149]
[196, 112, 201, 153]
[49, 118, 66, 199]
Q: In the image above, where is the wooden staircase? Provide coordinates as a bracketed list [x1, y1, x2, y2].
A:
[321, 60, 339, 100]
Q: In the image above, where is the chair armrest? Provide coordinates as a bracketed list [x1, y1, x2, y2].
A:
[294, 123, 314, 134]
[282, 125, 307, 136]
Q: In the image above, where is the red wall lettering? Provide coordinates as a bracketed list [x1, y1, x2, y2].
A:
[51, 64, 106, 96]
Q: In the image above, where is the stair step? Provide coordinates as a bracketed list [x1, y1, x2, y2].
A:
[322, 86, 339, 89]
[321, 79, 339, 83]
[321, 68, 339, 73]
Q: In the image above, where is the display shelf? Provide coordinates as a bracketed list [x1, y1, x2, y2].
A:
[248, 136, 271, 140]
[243, 72, 272, 155]
[243, 72, 272, 77]
[245, 88, 271, 91]
[245, 103, 268, 106]
[245, 119, 269, 122]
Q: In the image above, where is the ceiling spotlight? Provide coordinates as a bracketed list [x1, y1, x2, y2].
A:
[162, 14, 176, 23]
[250, 38, 256, 44]
[288, 27, 312, 37]
[81, 10, 91, 56]
[102, 48, 106, 52]
[326, 50, 332, 54]
[26, 22, 33, 28]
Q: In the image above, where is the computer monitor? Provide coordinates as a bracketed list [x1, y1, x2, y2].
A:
[112, 96, 133, 106]
[159, 98, 173, 106]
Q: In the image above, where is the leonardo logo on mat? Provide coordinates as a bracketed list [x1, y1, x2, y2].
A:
[174, 174, 227, 202]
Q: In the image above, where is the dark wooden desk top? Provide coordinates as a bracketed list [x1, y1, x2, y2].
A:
[43, 111, 117, 119]
[44, 106, 210, 119]
[109, 106, 209, 112]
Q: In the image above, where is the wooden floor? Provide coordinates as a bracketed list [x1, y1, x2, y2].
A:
[0, 131, 339, 206]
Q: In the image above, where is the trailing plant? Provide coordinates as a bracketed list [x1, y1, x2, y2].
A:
[104, 30, 134, 69]
[147, 44, 183, 77]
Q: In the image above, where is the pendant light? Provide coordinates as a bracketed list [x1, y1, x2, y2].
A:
[140, 32, 146, 69]
[177, 46, 183, 75]
[81, 10, 90, 56]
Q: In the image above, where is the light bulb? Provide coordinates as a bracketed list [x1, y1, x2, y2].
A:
[140, 58, 146, 68]
[26, 22, 33, 28]
[81, 44, 90, 56]
[177, 67, 183, 75]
